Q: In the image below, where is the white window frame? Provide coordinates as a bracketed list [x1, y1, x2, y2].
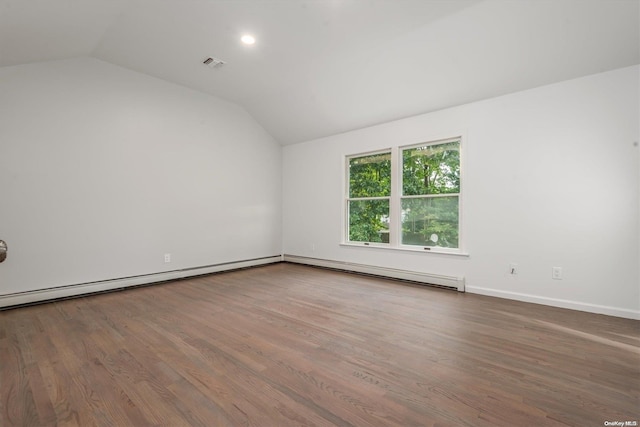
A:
[343, 136, 465, 256]
[344, 149, 392, 248]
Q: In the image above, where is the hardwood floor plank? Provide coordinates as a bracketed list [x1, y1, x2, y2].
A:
[2, 318, 40, 426]
[1, 263, 638, 426]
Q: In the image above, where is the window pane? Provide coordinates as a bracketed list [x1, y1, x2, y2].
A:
[349, 199, 390, 243]
[403, 141, 460, 196]
[349, 152, 391, 198]
[401, 197, 458, 248]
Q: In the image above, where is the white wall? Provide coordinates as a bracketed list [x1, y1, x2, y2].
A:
[0, 57, 282, 295]
[283, 65, 640, 319]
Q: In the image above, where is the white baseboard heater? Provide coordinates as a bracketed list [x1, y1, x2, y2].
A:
[0, 254, 464, 309]
[283, 254, 465, 292]
[0, 255, 282, 309]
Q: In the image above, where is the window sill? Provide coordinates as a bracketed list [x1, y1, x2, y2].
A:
[339, 242, 470, 257]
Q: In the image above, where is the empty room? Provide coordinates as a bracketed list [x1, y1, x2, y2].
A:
[1, 0, 639, 426]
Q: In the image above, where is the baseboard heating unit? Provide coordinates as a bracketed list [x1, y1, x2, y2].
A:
[0, 255, 282, 309]
[283, 254, 465, 292]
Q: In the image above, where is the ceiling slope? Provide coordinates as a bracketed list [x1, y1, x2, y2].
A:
[1, 0, 638, 145]
[0, 0, 127, 66]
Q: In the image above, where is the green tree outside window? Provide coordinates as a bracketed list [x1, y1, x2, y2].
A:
[346, 139, 460, 250]
[401, 141, 460, 248]
[348, 152, 390, 243]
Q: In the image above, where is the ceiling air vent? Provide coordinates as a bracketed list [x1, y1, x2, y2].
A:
[203, 56, 226, 69]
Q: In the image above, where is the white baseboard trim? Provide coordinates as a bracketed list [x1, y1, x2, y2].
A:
[6, 255, 634, 319]
[283, 254, 465, 291]
[0, 255, 282, 309]
[466, 286, 640, 320]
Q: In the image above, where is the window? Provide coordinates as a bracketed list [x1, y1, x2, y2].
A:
[401, 140, 460, 248]
[346, 151, 391, 244]
[345, 138, 462, 252]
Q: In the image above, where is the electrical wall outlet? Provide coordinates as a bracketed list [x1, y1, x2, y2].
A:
[552, 266, 562, 280]
[164, 253, 171, 263]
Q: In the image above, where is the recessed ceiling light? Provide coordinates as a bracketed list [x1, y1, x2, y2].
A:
[241, 34, 256, 45]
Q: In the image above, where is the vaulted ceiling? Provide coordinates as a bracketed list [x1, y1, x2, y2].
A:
[1, 0, 638, 145]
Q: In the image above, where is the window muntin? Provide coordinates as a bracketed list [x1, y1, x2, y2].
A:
[345, 138, 461, 252]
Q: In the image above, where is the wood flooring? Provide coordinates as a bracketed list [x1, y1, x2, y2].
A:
[1, 263, 639, 426]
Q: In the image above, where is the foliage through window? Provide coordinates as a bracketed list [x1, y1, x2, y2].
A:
[346, 138, 461, 251]
[347, 152, 391, 243]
